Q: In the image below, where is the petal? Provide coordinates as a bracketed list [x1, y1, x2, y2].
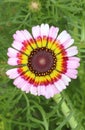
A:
[13, 76, 25, 88]
[57, 79, 66, 89]
[6, 68, 19, 79]
[8, 56, 28, 65]
[68, 57, 80, 62]
[48, 26, 59, 39]
[45, 85, 54, 99]
[62, 39, 74, 49]
[30, 85, 37, 95]
[13, 30, 27, 42]
[41, 24, 49, 37]
[7, 47, 19, 58]
[21, 82, 30, 92]
[67, 60, 80, 69]
[23, 85, 30, 93]
[45, 84, 59, 98]
[7, 58, 19, 65]
[54, 83, 62, 92]
[57, 30, 71, 44]
[25, 85, 30, 93]
[66, 69, 78, 79]
[61, 74, 71, 86]
[32, 25, 40, 38]
[37, 85, 42, 96]
[13, 76, 29, 90]
[53, 85, 60, 94]
[37, 85, 59, 98]
[37, 85, 46, 96]
[12, 41, 23, 50]
[21, 30, 32, 40]
[54, 79, 66, 91]
[65, 46, 78, 56]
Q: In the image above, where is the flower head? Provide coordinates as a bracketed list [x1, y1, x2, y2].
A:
[6, 24, 80, 99]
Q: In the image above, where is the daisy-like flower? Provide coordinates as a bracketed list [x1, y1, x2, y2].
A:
[6, 24, 80, 99]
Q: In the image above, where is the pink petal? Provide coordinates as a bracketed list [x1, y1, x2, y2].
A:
[13, 77, 23, 88]
[48, 26, 59, 39]
[21, 30, 32, 40]
[6, 68, 19, 79]
[7, 58, 19, 66]
[37, 85, 46, 96]
[37, 85, 42, 96]
[52, 85, 60, 94]
[30, 85, 37, 95]
[45, 84, 59, 99]
[7, 47, 19, 58]
[61, 74, 71, 86]
[25, 85, 30, 93]
[12, 41, 23, 50]
[14, 76, 34, 93]
[57, 30, 71, 44]
[40, 23, 49, 37]
[21, 83, 30, 92]
[65, 46, 78, 56]
[67, 60, 80, 69]
[62, 39, 74, 49]
[13, 77, 27, 89]
[54, 82, 62, 91]
[13, 30, 27, 42]
[65, 69, 78, 79]
[22, 81, 31, 93]
[68, 57, 80, 62]
[45, 85, 54, 99]
[37, 84, 59, 98]
[57, 79, 66, 89]
[32, 25, 41, 38]
[54, 79, 66, 91]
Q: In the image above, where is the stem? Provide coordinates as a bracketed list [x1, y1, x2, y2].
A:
[53, 94, 78, 129]
[81, 19, 85, 43]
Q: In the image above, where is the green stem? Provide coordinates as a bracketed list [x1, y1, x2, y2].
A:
[53, 94, 78, 129]
[81, 19, 85, 43]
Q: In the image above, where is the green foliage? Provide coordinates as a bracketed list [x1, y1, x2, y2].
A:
[0, 0, 85, 130]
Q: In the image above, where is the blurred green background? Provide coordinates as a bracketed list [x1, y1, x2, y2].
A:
[0, 0, 85, 130]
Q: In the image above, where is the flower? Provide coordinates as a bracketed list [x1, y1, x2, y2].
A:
[6, 24, 80, 99]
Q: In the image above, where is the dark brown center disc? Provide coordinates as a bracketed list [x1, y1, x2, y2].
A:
[28, 48, 56, 76]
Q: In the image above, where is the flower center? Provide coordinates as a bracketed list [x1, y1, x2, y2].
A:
[28, 47, 56, 76]
[39, 58, 46, 65]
